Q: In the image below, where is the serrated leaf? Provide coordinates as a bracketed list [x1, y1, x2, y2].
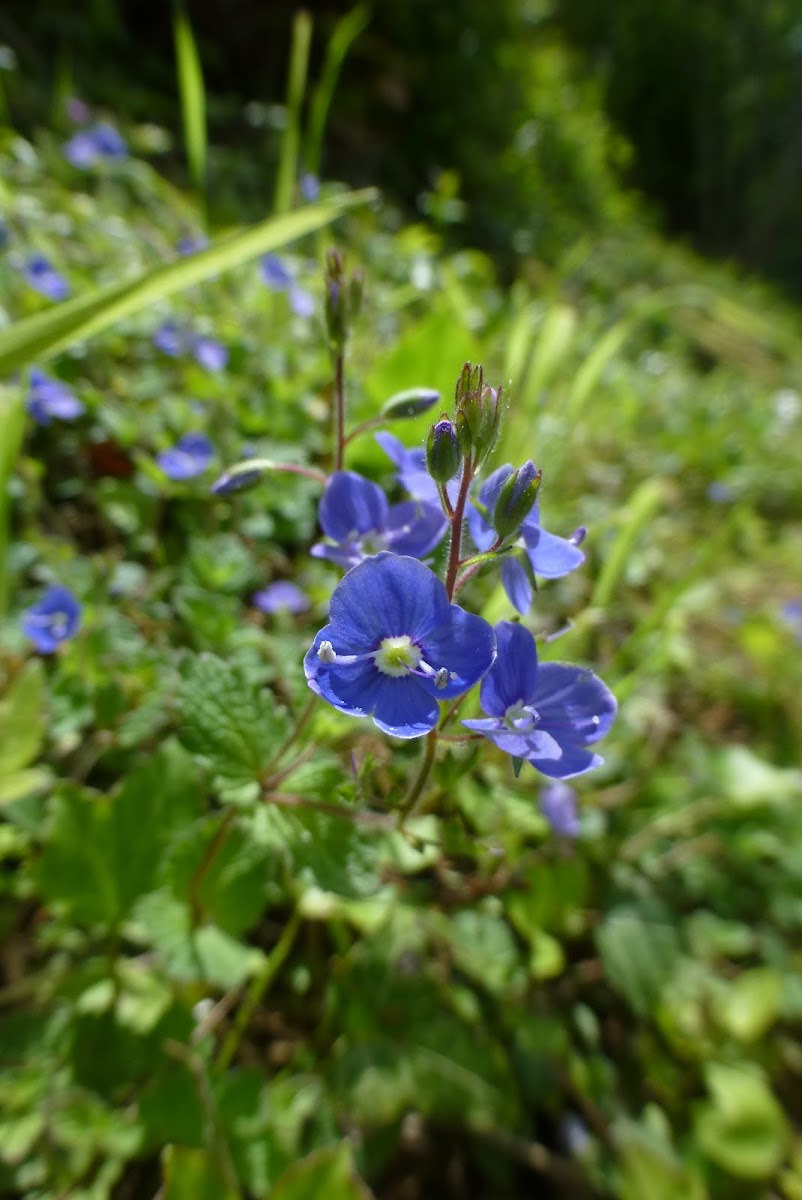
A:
[36, 742, 202, 926]
[270, 1141, 375, 1199]
[252, 804, 381, 900]
[130, 891, 261, 988]
[179, 654, 290, 796]
[0, 659, 45, 775]
[695, 1063, 788, 1179]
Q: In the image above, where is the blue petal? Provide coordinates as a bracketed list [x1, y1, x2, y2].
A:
[310, 541, 364, 570]
[528, 745, 603, 779]
[462, 719, 564, 761]
[501, 557, 533, 614]
[478, 621, 538, 716]
[417, 606, 496, 699]
[533, 662, 617, 744]
[522, 525, 585, 579]
[304, 631, 384, 716]
[372, 677, 439, 738]
[326, 552, 450, 645]
[385, 501, 448, 559]
[319, 472, 389, 542]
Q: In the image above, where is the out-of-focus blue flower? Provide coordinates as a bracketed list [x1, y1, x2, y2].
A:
[375, 432, 441, 505]
[261, 254, 294, 290]
[304, 552, 496, 738]
[468, 464, 585, 614]
[463, 621, 616, 778]
[260, 253, 314, 318]
[299, 172, 320, 201]
[289, 287, 315, 318]
[153, 323, 227, 371]
[540, 781, 581, 837]
[21, 254, 70, 301]
[193, 336, 228, 372]
[67, 97, 91, 123]
[64, 121, 127, 168]
[253, 581, 310, 614]
[708, 480, 735, 504]
[26, 369, 85, 425]
[780, 599, 802, 643]
[22, 584, 82, 654]
[311, 471, 448, 570]
[157, 433, 214, 480]
[177, 235, 208, 256]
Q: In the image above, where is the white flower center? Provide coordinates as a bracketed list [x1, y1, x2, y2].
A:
[504, 701, 539, 731]
[374, 635, 422, 677]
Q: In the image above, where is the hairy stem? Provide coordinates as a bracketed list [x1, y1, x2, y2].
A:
[444, 460, 475, 600]
[396, 727, 438, 826]
[333, 349, 346, 470]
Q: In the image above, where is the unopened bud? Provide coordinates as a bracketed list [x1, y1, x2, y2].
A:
[492, 460, 542, 539]
[426, 417, 461, 483]
[381, 387, 440, 420]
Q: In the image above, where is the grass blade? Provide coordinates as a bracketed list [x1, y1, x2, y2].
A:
[274, 10, 313, 214]
[0, 187, 377, 376]
[0, 386, 26, 621]
[173, 2, 208, 202]
[305, 4, 369, 178]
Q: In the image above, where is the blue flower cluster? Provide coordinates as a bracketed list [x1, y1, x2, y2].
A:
[298, 362, 617, 783]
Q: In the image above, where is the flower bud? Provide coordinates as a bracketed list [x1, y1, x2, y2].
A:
[381, 387, 440, 420]
[426, 417, 461, 483]
[492, 460, 542, 539]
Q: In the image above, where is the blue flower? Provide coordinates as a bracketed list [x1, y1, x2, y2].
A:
[21, 254, 70, 301]
[27, 369, 85, 425]
[375, 432, 441, 505]
[304, 552, 496, 738]
[311, 471, 448, 570]
[193, 336, 228, 372]
[299, 172, 320, 201]
[64, 121, 127, 168]
[260, 254, 294, 291]
[157, 433, 214, 480]
[259, 254, 314, 318]
[540, 781, 581, 837]
[468, 464, 585, 614]
[462, 621, 616, 777]
[153, 321, 184, 357]
[253, 581, 310, 614]
[177, 235, 208, 256]
[22, 585, 81, 654]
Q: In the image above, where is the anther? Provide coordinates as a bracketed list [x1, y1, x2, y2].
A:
[317, 640, 336, 663]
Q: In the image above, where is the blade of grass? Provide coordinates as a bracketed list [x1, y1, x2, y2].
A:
[173, 1, 208, 207]
[0, 187, 377, 376]
[304, 4, 369, 178]
[590, 478, 666, 612]
[274, 10, 313, 214]
[0, 387, 26, 621]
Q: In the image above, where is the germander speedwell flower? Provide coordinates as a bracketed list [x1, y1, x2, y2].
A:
[22, 585, 82, 654]
[311, 471, 447, 570]
[304, 553, 496, 738]
[463, 621, 616, 777]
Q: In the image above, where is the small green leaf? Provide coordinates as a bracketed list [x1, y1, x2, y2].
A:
[0, 767, 51, 805]
[596, 907, 682, 1016]
[0, 659, 45, 775]
[718, 968, 783, 1042]
[695, 1063, 788, 1179]
[270, 1141, 375, 1199]
[162, 1146, 239, 1200]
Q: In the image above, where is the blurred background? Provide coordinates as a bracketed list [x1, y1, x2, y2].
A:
[1, 2, 801, 1199]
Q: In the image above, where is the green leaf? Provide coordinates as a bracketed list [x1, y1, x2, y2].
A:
[130, 891, 262, 988]
[270, 1141, 375, 1200]
[36, 742, 202, 926]
[596, 907, 682, 1017]
[162, 1146, 239, 1200]
[446, 909, 526, 996]
[0, 659, 45, 775]
[253, 804, 381, 900]
[718, 968, 784, 1042]
[178, 654, 290, 799]
[0, 188, 376, 374]
[615, 1114, 708, 1200]
[695, 1063, 788, 1179]
[0, 767, 51, 806]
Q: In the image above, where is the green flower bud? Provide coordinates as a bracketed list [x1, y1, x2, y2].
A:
[492, 460, 542, 539]
[426, 417, 461, 483]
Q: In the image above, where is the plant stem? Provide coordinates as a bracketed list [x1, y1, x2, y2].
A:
[444, 459, 474, 600]
[215, 908, 302, 1072]
[188, 809, 237, 927]
[267, 691, 318, 769]
[396, 727, 438, 826]
[333, 349, 346, 470]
